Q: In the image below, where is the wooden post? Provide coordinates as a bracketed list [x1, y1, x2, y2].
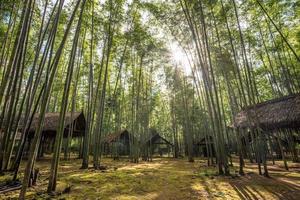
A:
[276, 132, 289, 170]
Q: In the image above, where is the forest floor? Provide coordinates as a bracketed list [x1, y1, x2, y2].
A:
[1, 156, 300, 200]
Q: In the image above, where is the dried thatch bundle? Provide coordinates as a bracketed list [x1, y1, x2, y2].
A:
[234, 94, 300, 131]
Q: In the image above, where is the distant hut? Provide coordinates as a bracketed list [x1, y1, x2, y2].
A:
[102, 129, 134, 157]
[23, 112, 86, 157]
[233, 93, 300, 163]
[194, 136, 215, 157]
[143, 129, 173, 157]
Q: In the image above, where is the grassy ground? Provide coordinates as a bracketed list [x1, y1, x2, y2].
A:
[1, 156, 300, 199]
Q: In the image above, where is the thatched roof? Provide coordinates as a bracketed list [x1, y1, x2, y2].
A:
[195, 136, 214, 146]
[234, 94, 300, 130]
[147, 134, 173, 146]
[27, 112, 86, 138]
[103, 129, 131, 143]
[143, 129, 173, 146]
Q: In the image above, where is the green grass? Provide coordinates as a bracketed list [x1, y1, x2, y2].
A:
[1, 157, 300, 199]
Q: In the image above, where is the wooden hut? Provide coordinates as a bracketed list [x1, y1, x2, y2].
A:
[23, 112, 86, 156]
[102, 129, 134, 156]
[143, 129, 173, 157]
[233, 94, 300, 162]
[194, 136, 215, 157]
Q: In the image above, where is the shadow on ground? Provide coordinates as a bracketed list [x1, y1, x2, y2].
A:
[1, 157, 300, 199]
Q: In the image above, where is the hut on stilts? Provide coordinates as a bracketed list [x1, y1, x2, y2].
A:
[233, 93, 300, 173]
[23, 112, 86, 158]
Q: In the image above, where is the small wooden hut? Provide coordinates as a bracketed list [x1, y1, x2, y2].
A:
[143, 129, 173, 157]
[23, 112, 86, 156]
[102, 129, 134, 156]
[194, 136, 215, 157]
[233, 94, 300, 162]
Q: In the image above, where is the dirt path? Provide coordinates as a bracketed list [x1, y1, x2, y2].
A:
[1, 158, 300, 199]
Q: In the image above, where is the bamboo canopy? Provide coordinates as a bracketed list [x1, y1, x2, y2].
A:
[234, 94, 300, 131]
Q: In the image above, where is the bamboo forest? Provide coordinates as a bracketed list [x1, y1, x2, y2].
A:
[0, 0, 300, 199]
